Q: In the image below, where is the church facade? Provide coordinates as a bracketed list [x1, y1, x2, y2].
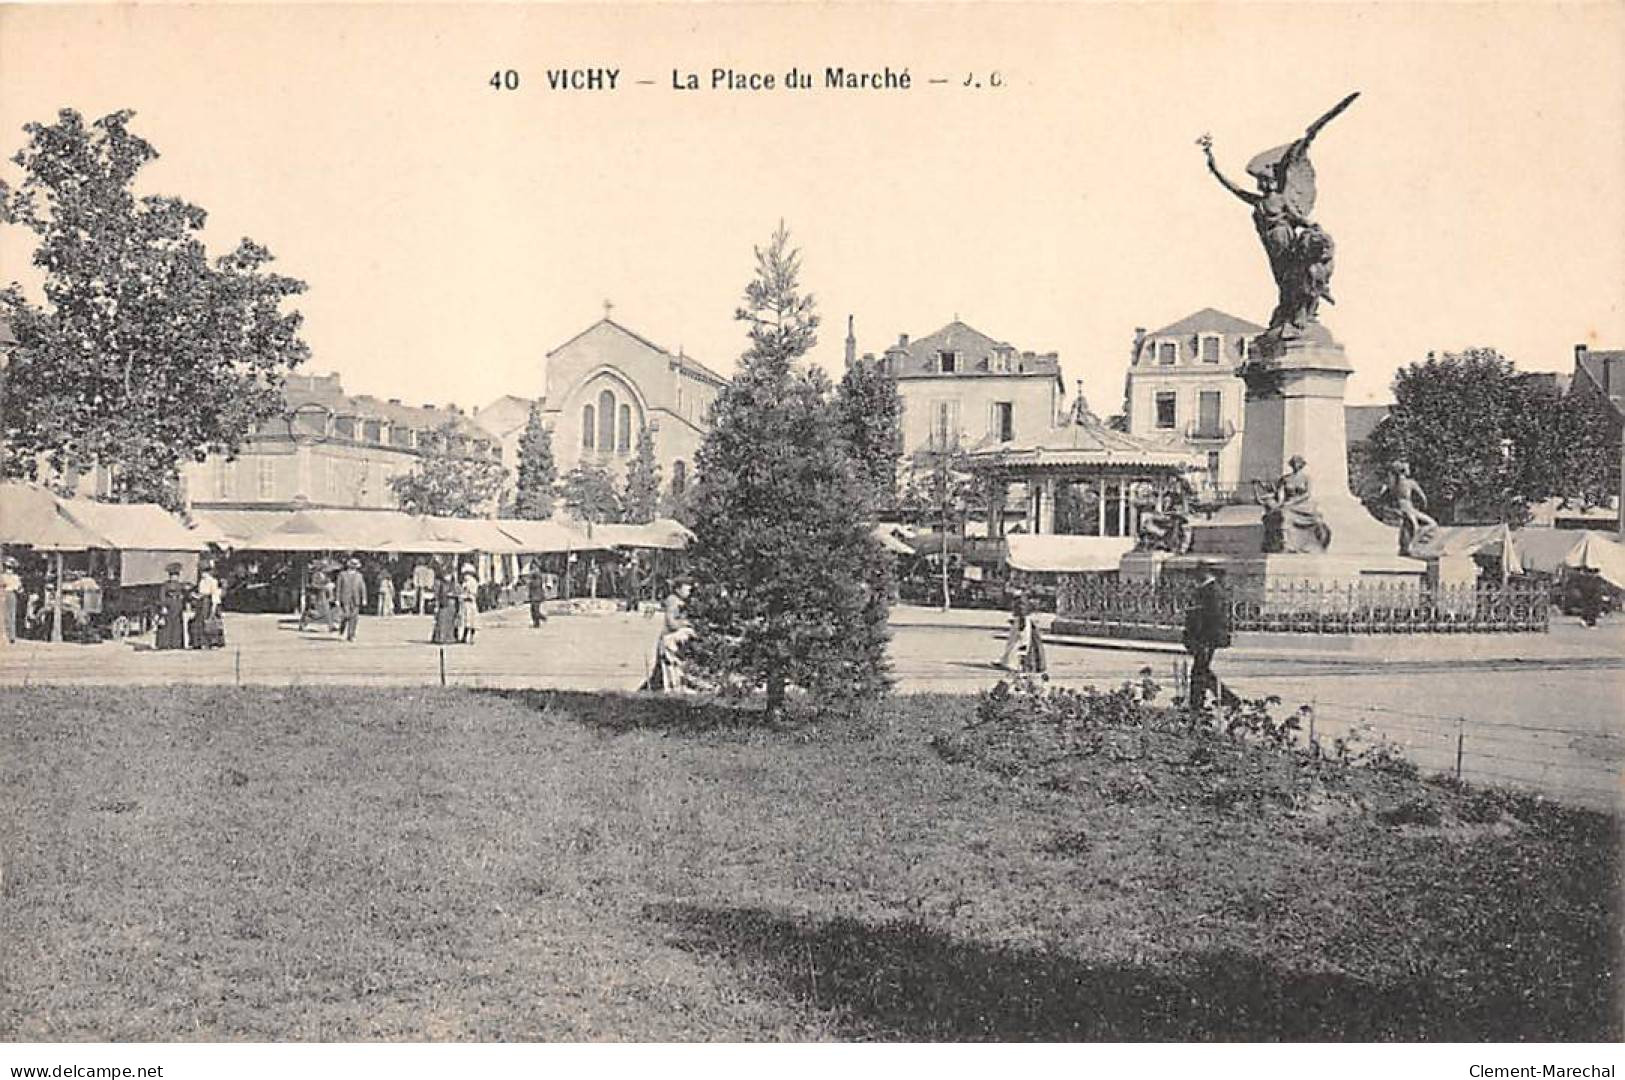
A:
[488, 317, 728, 501]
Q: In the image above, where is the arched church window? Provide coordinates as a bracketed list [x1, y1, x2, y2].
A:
[582, 405, 595, 449]
[618, 405, 631, 452]
[598, 389, 616, 452]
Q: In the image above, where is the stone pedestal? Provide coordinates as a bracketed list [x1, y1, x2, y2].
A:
[1118, 549, 1172, 585]
[1238, 326, 1413, 558]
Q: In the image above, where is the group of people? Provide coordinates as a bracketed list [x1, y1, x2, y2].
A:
[430, 564, 484, 645]
[154, 561, 226, 650]
[297, 558, 373, 642]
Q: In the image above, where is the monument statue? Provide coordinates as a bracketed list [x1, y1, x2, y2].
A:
[1253, 455, 1333, 554]
[1199, 92, 1360, 342]
[1382, 460, 1439, 556]
[1131, 481, 1193, 555]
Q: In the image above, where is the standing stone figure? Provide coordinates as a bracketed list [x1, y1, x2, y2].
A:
[1199, 92, 1359, 339]
[1383, 460, 1439, 556]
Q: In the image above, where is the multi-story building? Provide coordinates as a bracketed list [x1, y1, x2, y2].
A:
[182, 372, 500, 512]
[870, 319, 1064, 456]
[487, 315, 727, 502]
[1121, 308, 1264, 492]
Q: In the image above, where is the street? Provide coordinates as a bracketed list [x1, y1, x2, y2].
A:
[2, 603, 1620, 810]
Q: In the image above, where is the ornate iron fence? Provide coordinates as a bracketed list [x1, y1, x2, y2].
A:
[1055, 576, 1550, 636]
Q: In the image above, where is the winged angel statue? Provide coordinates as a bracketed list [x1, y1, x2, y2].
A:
[1199, 93, 1360, 339]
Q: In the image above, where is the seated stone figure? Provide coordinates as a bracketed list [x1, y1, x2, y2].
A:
[1133, 482, 1193, 554]
[1253, 455, 1332, 554]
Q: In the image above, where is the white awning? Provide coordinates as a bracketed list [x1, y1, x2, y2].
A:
[1005, 534, 1135, 573]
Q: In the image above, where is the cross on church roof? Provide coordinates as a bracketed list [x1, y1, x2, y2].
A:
[602, 299, 614, 322]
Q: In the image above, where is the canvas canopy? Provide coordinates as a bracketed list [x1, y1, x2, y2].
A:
[1561, 531, 1625, 590]
[593, 518, 695, 551]
[1005, 534, 1135, 573]
[495, 518, 597, 553]
[60, 499, 207, 553]
[420, 516, 526, 554]
[0, 483, 103, 550]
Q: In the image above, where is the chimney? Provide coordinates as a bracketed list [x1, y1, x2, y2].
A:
[898, 333, 909, 348]
[1132, 327, 1147, 364]
[388, 398, 402, 406]
[423, 403, 436, 410]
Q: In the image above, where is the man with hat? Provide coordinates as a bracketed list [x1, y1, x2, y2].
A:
[1182, 561, 1232, 711]
[525, 560, 549, 627]
[1, 556, 22, 645]
[335, 556, 368, 643]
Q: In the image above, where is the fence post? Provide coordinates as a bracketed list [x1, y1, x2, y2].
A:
[439, 646, 447, 688]
[1308, 698, 1318, 758]
[234, 646, 241, 687]
[1455, 719, 1465, 782]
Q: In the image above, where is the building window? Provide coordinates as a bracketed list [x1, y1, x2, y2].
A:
[598, 389, 616, 452]
[1200, 335, 1221, 364]
[671, 459, 687, 497]
[993, 401, 1014, 442]
[931, 400, 961, 449]
[1197, 390, 1222, 437]
[257, 458, 275, 499]
[939, 350, 957, 374]
[1158, 342, 1177, 365]
[582, 405, 595, 449]
[363, 419, 382, 444]
[1155, 391, 1177, 429]
[618, 404, 632, 453]
[1207, 450, 1221, 478]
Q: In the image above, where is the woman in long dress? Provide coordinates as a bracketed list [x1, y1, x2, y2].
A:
[431, 568, 459, 644]
[457, 564, 480, 644]
[998, 590, 1032, 672]
[640, 579, 694, 692]
[375, 568, 395, 617]
[192, 564, 225, 649]
[155, 563, 188, 650]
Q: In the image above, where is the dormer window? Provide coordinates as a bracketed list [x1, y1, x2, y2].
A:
[938, 350, 957, 374]
[1200, 334, 1222, 364]
[1158, 342, 1177, 366]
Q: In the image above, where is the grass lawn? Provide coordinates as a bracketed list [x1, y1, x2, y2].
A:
[0, 686, 1617, 1041]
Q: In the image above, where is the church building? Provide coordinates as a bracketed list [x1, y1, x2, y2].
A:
[479, 313, 728, 502]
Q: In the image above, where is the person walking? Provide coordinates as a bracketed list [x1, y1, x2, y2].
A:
[526, 561, 549, 627]
[335, 557, 368, 642]
[458, 563, 480, 644]
[996, 589, 1048, 675]
[1, 556, 22, 645]
[1182, 562, 1232, 711]
[375, 566, 395, 618]
[623, 552, 643, 613]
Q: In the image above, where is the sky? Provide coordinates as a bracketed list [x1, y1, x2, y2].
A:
[2, 3, 1623, 412]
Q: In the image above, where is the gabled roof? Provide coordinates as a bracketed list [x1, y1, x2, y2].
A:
[547, 318, 729, 388]
[891, 320, 1062, 383]
[1145, 308, 1265, 339]
[1574, 349, 1625, 419]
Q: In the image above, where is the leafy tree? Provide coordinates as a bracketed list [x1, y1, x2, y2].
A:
[561, 461, 622, 532]
[622, 424, 662, 524]
[685, 224, 893, 718]
[513, 402, 557, 519]
[0, 109, 308, 508]
[834, 354, 902, 507]
[1365, 348, 1615, 525]
[389, 419, 506, 518]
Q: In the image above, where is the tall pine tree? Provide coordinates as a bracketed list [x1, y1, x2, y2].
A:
[685, 224, 893, 718]
[513, 402, 557, 519]
[834, 339, 903, 509]
[622, 424, 662, 524]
